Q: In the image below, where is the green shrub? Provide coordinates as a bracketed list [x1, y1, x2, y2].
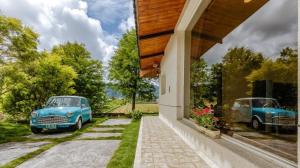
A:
[130, 110, 143, 120]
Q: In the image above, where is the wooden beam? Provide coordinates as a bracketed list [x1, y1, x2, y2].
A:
[139, 29, 174, 40]
[140, 52, 164, 59]
[192, 31, 222, 44]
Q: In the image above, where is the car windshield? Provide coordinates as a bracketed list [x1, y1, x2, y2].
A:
[252, 99, 280, 108]
[46, 97, 80, 107]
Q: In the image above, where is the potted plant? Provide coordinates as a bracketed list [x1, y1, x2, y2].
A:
[191, 107, 221, 139]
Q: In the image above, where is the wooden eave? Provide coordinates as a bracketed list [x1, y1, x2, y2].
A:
[135, 0, 269, 77]
[134, 0, 186, 77]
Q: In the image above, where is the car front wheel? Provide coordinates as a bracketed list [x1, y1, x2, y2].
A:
[252, 118, 261, 130]
[31, 127, 42, 134]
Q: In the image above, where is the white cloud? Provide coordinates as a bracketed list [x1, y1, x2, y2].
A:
[118, 14, 135, 32]
[0, 0, 117, 62]
[202, 0, 297, 65]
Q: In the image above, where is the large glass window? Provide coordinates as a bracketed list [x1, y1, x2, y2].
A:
[189, 0, 298, 163]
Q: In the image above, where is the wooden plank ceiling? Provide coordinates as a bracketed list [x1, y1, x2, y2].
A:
[135, 0, 268, 77]
[135, 0, 186, 77]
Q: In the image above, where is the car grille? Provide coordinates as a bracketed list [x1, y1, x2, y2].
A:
[272, 116, 295, 125]
[37, 116, 68, 124]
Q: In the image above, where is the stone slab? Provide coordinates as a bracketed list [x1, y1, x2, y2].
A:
[0, 142, 50, 166]
[17, 140, 120, 168]
[76, 133, 122, 139]
[26, 133, 73, 139]
[90, 127, 124, 132]
[100, 119, 131, 126]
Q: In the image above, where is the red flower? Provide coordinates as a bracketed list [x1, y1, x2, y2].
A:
[193, 107, 212, 117]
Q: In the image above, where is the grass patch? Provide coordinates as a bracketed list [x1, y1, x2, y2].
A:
[110, 104, 158, 114]
[107, 120, 141, 168]
[1, 117, 107, 168]
[0, 122, 31, 144]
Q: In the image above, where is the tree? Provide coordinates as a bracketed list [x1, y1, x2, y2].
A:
[222, 47, 264, 104]
[109, 29, 156, 111]
[0, 15, 39, 64]
[247, 47, 297, 84]
[0, 16, 39, 97]
[52, 42, 106, 112]
[190, 58, 209, 107]
[2, 53, 77, 119]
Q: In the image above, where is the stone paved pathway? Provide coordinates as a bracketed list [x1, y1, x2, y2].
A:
[76, 132, 122, 139]
[135, 116, 210, 168]
[25, 133, 72, 139]
[100, 119, 132, 125]
[17, 140, 120, 168]
[0, 142, 50, 166]
[91, 127, 124, 131]
[13, 118, 132, 168]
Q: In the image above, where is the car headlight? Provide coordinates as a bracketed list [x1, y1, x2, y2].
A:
[31, 111, 38, 118]
[66, 112, 73, 118]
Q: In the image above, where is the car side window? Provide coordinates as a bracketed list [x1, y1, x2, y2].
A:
[81, 98, 90, 108]
[81, 98, 86, 108]
[85, 99, 90, 107]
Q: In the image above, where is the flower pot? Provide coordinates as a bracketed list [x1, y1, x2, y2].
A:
[189, 118, 221, 139]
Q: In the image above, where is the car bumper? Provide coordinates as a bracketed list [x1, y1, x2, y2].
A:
[30, 121, 76, 129]
[264, 122, 297, 127]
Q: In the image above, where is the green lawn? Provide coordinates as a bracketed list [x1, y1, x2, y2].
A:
[0, 122, 31, 144]
[110, 103, 158, 114]
[107, 120, 141, 168]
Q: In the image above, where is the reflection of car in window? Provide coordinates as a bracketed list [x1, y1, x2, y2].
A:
[231, 97, 297, 130]
[30, 96, 92, 134]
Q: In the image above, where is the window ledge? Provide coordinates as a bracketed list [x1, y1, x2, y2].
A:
[181, 118, 297, 168]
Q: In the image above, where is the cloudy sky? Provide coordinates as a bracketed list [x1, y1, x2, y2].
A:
[203, 0, 298, 65]
[0, 0, 135, 66]
[0, 0, 297, 67]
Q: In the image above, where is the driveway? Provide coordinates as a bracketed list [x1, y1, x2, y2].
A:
[1, 119, 132, 168]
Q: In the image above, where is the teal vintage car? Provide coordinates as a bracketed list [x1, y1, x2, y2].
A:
[231, 97, 297, 129]
[30, 96, 92, 133]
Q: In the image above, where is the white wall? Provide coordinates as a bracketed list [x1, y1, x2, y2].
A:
[159, 33, 181, 121]
[158, 0, 299, 167]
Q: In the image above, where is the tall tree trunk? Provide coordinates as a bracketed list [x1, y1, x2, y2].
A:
[132, 79, 137, 111]
[132, 90, 136, 111]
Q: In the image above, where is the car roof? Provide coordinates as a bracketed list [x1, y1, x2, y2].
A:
[51, 96, 87, 99]
[236, 97, 276, 101]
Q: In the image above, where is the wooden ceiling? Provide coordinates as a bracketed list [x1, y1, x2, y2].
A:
[135, 0, 268, 77]
[135, 0, 186, 77]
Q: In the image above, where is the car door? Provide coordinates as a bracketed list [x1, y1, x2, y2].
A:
[231, 100, 251, 123]
[81, 98, 89, 122]
[86, 99, 92, 120]
[239, 100, 252, 123]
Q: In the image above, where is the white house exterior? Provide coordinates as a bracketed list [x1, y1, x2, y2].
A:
[135, 0, 299, 167]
